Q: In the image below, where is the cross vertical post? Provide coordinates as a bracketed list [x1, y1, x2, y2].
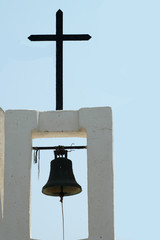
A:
[56, 10, 63, 110]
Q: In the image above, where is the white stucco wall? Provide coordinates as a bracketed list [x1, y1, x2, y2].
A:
[0, 107, 114, 240]
[0, 108, 4, 218]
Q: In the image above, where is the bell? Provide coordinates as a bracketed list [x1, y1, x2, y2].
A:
[42, 148, 82, 197]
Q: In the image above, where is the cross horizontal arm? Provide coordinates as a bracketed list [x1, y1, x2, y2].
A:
[28, 35, 57, 41]
[62, 34, 91, 41]
[28, 34, 91, 41]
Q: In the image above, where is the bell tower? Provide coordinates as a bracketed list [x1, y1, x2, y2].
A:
[0, 10, 115, 240]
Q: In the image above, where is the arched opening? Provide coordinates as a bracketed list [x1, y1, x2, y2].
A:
[31, 137, 88, 240]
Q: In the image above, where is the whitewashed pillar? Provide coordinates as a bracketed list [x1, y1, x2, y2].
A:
[79, 108, 114, 240]
[0, 108, 5, 218]
[1, 110, 38, 240]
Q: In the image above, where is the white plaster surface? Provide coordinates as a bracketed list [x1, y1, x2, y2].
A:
[0, 107, 114, 240]
[0, 108, 4, 218]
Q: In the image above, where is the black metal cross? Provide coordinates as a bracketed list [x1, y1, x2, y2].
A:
[28, 9, 91, 110]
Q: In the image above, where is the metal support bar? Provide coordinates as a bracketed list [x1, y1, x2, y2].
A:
[32, 145, 87, 151]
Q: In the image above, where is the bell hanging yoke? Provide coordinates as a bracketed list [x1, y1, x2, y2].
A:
[42, 146, 82, 198]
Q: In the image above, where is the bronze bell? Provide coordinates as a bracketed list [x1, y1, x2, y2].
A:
[42, 147, 82, 197]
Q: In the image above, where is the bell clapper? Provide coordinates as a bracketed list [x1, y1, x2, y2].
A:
[59, 187, 64, 203]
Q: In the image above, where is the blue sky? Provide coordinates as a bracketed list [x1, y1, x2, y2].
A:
[0, 0, 160, 239]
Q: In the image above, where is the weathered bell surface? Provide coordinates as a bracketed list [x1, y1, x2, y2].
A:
[42, 149, 82, 197]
